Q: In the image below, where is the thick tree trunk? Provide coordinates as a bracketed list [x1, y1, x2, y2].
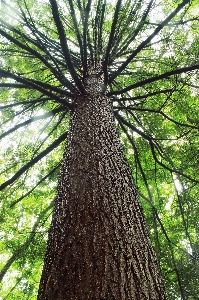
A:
[38, 83, 167, 299]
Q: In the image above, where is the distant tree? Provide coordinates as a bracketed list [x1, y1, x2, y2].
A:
[0, 0, 198, 299]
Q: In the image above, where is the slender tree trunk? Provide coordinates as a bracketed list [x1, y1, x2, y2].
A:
[37, 68, 167, 299]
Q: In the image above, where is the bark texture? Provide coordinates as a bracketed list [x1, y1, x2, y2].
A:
[38, 69, 167, 299]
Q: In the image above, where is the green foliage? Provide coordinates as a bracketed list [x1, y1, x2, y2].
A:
[0, 0, 199, 299]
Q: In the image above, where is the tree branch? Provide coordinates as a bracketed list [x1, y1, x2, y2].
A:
[0, 98, 49, 110]
[0, 69, 72, 108]
[10, 164, 60, 208]
[0, 131, 68, 191]
[68, 0, 84, 67]
[49, 0, 84, 93]
[0, 28, 74, 90]
[0, 107, 64, 140]
[116, 0, 154, 59]
[112, 88, 174, 102]
[115, 106, 198, 130]
[109, 0, 190, 83]
[115, 111, 199, 184]
[104, 0, 122, 84]
[108, 64, 199, 96]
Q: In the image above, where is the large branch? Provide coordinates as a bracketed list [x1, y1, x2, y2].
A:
[0, 17, 45, 52]
[115, 112, 199, 184]
[83, 0, 91, 75]
[0, 107, 64, 140]
[16, 4, 79, 83]
[0, 98, 49, 110]
[68, 0, 84, 66]
[112, 88, 174, 103]
[0, 69, 72, 108]
[116, 0, 154, 59]
[109, 0, 190, 83]
[99, 1, 106, 56]
[116, 106, 198, 130]
[0, 77, 72, 98]
[108, 64, 199, 96]
[0, 28, 73, 90]
[103, 0, 122, 84]
[145, 16, 199, 27]
[0, 131, 68, 191]
[149, 140, 199, 184]
[0, 83, 27, 88]
[49, 0, 84, 93]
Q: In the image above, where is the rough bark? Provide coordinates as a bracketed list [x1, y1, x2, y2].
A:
[37, 68, 167, 299]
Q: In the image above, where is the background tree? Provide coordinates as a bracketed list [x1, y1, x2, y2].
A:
[0, 0, 199, 299]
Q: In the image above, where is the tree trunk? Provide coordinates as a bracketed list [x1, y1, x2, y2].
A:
[37, 69, 167, 299]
